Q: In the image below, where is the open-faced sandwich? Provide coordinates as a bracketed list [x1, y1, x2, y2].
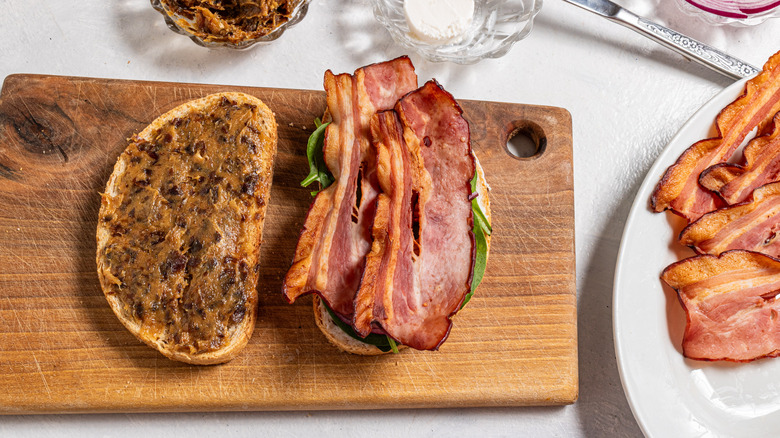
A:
[96, 92, 277, 364]
[283, 57, 492, 354]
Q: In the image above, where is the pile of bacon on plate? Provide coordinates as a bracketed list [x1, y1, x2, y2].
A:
[653, 49, 780, 362]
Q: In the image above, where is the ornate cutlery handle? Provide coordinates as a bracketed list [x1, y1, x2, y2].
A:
[614, 9, 759, 80]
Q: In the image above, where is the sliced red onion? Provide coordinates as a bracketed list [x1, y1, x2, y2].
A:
[684, 0, 780, 18]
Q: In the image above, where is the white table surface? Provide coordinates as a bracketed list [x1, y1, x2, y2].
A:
[1, 1, 779, 436]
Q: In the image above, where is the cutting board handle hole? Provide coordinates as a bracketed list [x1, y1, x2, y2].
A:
[505, 121, 546, 160]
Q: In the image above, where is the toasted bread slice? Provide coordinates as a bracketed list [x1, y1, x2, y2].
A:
[314, 155, 491, 355]
[312, 296, 398, 356]
[96, 92, 277, 365]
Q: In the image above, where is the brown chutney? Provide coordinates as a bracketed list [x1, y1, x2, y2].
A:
[97, 94, 276, 360]
[160, 0, 300, 44]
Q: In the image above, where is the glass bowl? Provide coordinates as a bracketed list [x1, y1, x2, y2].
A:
[371, 0, 543, 64]
[150, 0, 311, 49]
[675, 0, 780, 25]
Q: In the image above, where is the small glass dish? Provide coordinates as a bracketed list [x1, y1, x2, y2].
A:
[675, 0, 780, 25]
[150, 0, 311, 49]
[371, 0, 542, 64]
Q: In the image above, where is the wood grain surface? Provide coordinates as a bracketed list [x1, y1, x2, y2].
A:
[0, 74, 576, 414]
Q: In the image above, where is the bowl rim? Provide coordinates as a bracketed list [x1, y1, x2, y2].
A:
[150, 0, 312, 49]
[371, 0, 544, 64]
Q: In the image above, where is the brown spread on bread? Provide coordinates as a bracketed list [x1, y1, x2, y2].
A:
[160, 0, 299, 44]
[97, 94, 276, 363]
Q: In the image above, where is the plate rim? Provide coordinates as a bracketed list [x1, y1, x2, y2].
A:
[612, 76, 751, 437]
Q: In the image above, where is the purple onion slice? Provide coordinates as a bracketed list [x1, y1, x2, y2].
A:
[684, 0, 780, 19]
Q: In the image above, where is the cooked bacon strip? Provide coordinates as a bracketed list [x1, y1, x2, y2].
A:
[680, 182, 780, 257]
[661, 250, 780, 362]
[651, 50, 780, 222]
[699, 115, 780, 205]
[353, 81, 475, 350]
[282, 57, 417, 320]
[353, 110, 415, 342]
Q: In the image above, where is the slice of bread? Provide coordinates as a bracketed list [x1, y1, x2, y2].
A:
[96, 92, 277, 365]
[315, 155, 492, 355]
[312, 295, 399, 356]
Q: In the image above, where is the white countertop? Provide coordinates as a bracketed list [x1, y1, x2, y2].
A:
[1, 1, 779, 436]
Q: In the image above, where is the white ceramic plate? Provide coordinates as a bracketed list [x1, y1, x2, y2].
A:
[614, 77, 780, 438]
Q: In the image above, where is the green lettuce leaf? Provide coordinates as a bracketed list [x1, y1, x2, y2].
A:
[301, 118, 333, 195]
[461, 170, 492, 309]
[323, 300, 395, 353]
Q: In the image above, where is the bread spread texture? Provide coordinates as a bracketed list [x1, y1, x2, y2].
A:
[96, 92, 277, 364]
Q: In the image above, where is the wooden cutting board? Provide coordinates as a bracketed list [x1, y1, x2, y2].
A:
[0, 74, 576, 413]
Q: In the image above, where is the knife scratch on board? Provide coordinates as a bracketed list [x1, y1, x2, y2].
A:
[401, 362, 419, 392]
[306, 93, 315, 113]
[90, 82, 112, 115]
[5, 296, 28, 333]
[153, 356, 158, 399]
[420, 352, 436, 377]
[9, 236, 37, 272]
[217, 361, 224, 392]
[525, 281, 541, 325]
[144, 86, 159, 114]
[31, 352, 52, 399]
[311, 350, 318, 392]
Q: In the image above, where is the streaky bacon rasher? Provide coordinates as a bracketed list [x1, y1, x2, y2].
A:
[700, 114, 780, 206]
[282, 57, 418, 321]
[662, 250, 780, 362]
[353, 81, 475, 351]
[651, 50, 780, 222]
[680, 181, 780, 257]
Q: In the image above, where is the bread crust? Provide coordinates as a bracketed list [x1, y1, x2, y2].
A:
[312, 296, 398, 356]
[96, 92, 277, 365]
[315, 155, 492, 355]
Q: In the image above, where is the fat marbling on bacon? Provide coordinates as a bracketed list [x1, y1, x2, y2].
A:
[699, 114, 780, 206]
[680, 181, 780, 258]
[282, 57, 418, 320]
[651, 50, 780, 222]
[662, 250, 780, 362]
[353, 81, 476, 350]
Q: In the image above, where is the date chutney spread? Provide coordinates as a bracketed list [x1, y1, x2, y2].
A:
[96, 93, 277, 364]
[159, 0, 300, 44]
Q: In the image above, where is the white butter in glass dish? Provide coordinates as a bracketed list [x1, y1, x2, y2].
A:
[373, 0, 542, 64]
[404, 0, 475, 44]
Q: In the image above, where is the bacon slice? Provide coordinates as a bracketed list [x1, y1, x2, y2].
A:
[651, 50, 780, 222]
[353, 81, 475, 350]
[699, 115, 780, 205]
[680, 181, 780, 257]
[353, 110, 415, 341]
[282, 57, 418, 320]
[661, 250, 780, 362]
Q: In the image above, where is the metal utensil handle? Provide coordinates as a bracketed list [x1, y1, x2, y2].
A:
[615, 10, 760, 80]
